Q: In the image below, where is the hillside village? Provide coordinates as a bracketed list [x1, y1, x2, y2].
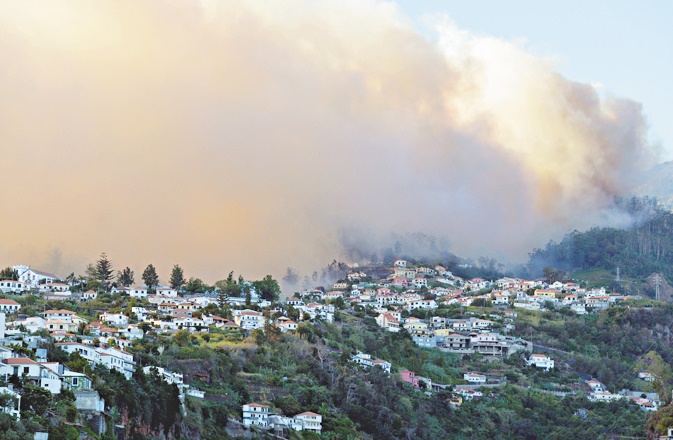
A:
[0, 259, 670, 439]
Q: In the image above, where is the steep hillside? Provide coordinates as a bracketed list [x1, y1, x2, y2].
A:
[635, 161, 673, 208]
[527, 197, 673, 291]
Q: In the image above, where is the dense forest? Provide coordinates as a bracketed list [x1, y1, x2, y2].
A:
[528, 197, 673, 281]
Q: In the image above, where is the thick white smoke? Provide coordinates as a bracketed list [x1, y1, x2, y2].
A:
[0, 0, 653, 281]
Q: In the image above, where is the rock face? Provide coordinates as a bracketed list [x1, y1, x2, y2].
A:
[167, 359, 212, 383]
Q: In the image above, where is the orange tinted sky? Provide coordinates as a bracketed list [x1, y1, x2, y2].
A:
[0, 0, 653, 282]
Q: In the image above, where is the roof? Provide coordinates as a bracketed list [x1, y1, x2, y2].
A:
[29, 269, 60, 278]
[3, 357, 38, 365]
[0, 299, 20, 305]
[244, 403, 270, 408]
[296, 411, 321, 417]
[44, 309, 75, 314]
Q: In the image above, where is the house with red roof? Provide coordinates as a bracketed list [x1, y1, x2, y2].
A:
[375, 313, 400, 332]
[0, 299, 20, 313]
[242, 403, 270, 427]
[294, 411, 322, 434]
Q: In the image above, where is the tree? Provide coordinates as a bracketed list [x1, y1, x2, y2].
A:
[0, 267, 18, 280]
[95, 253, 114, 291]
[282, 267, 300, 288]
[184, 277, 206, 293]
[253, 275, 281, 302]
[169, 265, 186, 291]
[142, 264, 159, 291]
[21, 384, 52, 415]
[85, 263, 98, 280]
[635, 351, 673, 403]
[216, 271, 242, 307]
[117, 267, 134, 287]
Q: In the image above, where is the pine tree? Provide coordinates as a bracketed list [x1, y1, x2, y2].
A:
[169, 265, 186, 291]
[142, 264, 159, 291]
[95, 253, 114, 292]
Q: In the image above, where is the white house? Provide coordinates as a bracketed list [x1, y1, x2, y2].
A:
[13, 265, 60, 288]
[233, 310, 265, 330]
[82, 290, 98, 301]
[456, 388, 483, 400]
[527, 354, 554, 371]
[0, 357, 43, 379]
[464, 372, 487, 384]
[275, 317, 298, 333]
[589, 391, 623, 402]
[96, 347, 135, 380]
[586, 380, 606, 392]
[39, 282, 71, 293]
[242, 403, 270, 427]
[376, 313, 400, 332]
[100, 313, 129, 326]
[295, 412, 322, 434]
[406, 300, 437, 311]
[0, 280, 27, 294]
[412, 278, 428, 289]
[56, 343, 101, 364]
[351, 352, 391, 374]
[44, 309, 75, 322]
[143, 366, 184, 385]
[8, 316, 45, 333]
[156, 287, 178, 297]
[129, 286, 149, 298]
[0, 299, 21, 313]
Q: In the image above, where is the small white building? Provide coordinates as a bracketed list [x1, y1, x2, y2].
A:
[100, 313, 129, 327]
[638, 371, 656, 382]
[155, 287, 178, 297]
[527, 354, 554, 371]
[351, 352, 391, 374]
[463, 372, 487, 384]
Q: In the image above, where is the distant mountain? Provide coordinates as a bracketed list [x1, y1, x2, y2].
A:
[635, 161, 673, 207]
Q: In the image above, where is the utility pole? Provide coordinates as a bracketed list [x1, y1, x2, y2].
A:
[655, 274, 661, 302]
[615, 267, 620, 282]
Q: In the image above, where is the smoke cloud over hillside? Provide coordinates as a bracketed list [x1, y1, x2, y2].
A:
[0, 0, 653, 281]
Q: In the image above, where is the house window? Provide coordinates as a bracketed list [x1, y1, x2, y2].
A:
[72, 377, 79, 386]
[23, 367, 29, 374]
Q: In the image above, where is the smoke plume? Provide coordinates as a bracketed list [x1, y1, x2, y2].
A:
[0, 0, 653, 281]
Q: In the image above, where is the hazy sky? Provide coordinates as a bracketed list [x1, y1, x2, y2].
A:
[396, 0, 673, 160]
[0, 0, 662, 283]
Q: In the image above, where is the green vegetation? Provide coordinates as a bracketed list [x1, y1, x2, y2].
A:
[528, 197, 673, 290]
